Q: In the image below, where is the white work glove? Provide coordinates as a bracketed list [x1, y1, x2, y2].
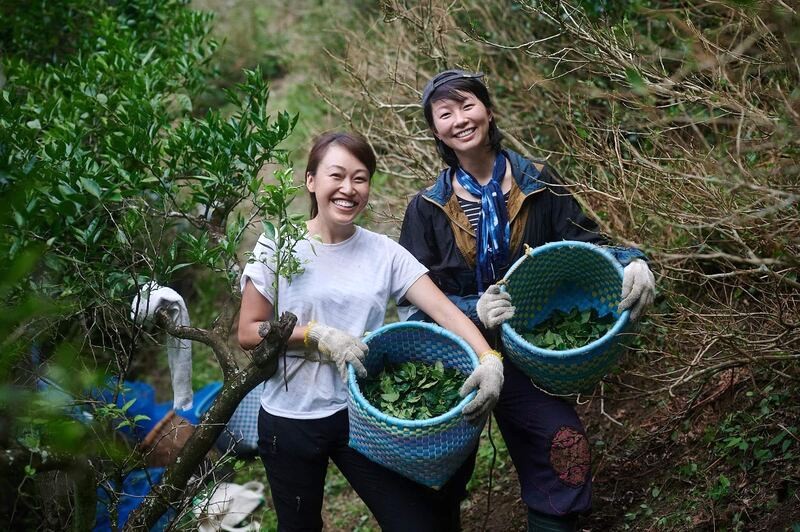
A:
[618, 259, 656, 321]
[476, 284, 515, 329]
[459, 352, 504, 423]
[306, 323, 368, 381]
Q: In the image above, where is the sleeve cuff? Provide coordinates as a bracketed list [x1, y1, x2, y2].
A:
[605, 246, 647, 267]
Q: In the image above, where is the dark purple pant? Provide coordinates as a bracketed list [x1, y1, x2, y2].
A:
[406, 306, 592, 518]
[494, 360, 592, 516]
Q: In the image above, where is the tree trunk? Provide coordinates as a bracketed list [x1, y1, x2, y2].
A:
[124, 312, 296, 531]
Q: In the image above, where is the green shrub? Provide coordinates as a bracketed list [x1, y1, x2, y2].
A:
[1, 0, 299, 528]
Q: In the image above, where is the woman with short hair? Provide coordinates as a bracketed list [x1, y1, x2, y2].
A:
[399, 70, 656, 531]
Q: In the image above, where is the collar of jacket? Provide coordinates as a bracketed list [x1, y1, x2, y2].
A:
[420, 148, 548, 269]
[421, 148, 546, 206]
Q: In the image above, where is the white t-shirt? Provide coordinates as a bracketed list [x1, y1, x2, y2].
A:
[240, 226, 428, 419]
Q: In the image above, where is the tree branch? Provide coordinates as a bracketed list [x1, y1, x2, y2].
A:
[124, 311, 296, 531]
[154, 308, 237, 377]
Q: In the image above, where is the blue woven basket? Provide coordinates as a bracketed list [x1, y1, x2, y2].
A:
[347, 321, 482, 489]
[500, 241, 631, 394]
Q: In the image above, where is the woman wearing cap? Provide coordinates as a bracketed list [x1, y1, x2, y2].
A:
[239, 131, 504, 531]
[398, 70, 656, 531]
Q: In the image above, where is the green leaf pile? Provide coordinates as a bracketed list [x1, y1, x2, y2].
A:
[522, 308, 616, 350]
[359, 360, 466, 420]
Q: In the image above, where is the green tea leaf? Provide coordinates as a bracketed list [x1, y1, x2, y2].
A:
[522, 308, 616, 350]
[79, 177, 102, 199]
[380, 391, 400, 403]
[360, 360, 466, 420]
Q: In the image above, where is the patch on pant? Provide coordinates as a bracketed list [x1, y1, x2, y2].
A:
[549, 426, 590, 487]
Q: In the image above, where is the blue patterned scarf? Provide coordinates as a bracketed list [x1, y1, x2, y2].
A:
[454, 152, 510, 292]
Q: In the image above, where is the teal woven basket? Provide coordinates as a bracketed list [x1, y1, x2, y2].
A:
[347, 321, 482, 489]
[500, 241, 631, 394]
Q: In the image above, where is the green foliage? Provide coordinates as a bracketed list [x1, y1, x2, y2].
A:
[0, 246, 56, 379]
[709, 385, 798, 472]
[1, 0, 296, 319]
[522, 308, 616, 350]
[1, 0, 303, 528]
[1, 0, 110, 64]
[252, 164, 307, 311]
[359, 360, 465, 420]
[6, 381, 129, 465]
[626, 381, 800, 530]
[1, 0, 215, 307]
[94, 392, 150, 432]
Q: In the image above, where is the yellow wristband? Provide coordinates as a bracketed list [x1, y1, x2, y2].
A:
[479, 349, 503, 363]
[304, 321, 317, 348]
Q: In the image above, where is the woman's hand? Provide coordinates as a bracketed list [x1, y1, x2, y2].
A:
[459, 351, 504, 423]
[618, 259, 656, 321]
[476, 284, 515, 329]
[306, 323, 368, 381]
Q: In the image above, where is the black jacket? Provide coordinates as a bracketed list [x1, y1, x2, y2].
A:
[398, 149, 643, 317]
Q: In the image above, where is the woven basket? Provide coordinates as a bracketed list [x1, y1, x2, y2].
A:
[500, 241, 631, 394]
[347, 321, 481, 489]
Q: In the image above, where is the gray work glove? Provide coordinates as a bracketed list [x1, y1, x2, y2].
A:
[618, 259, 656, 321]
[306, 322, 368, 381]
[459, 353, 504, 423]
[476, 284, 515, 329]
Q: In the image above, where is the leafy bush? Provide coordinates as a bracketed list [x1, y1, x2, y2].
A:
[1, 0, 299, 528]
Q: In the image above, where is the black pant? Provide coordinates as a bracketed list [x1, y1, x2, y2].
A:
[257, 407, 474, 532]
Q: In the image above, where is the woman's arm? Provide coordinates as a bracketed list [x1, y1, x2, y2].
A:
[238, 280, 307, 350]
[404, 275, 492, 356]
[238, 280, 368, 379]
[405, 274, 503, 421]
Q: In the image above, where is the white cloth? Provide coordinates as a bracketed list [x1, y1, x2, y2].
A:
[130, 282, 193, 410]
[240, 226, 428, 419]
[193, 481, 265, 532]
[397, 303, 419, 322]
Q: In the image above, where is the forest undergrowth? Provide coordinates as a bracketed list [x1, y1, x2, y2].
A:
[2, 0, 796, 530]
[191, 1, 800, 529]
[307, 1, 800, 529]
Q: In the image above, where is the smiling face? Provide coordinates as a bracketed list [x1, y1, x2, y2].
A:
[430, 91, 493, 159]
[306, 143, 371, 235]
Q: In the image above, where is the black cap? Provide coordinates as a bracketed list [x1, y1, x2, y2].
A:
[421, 69, 485, 108]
